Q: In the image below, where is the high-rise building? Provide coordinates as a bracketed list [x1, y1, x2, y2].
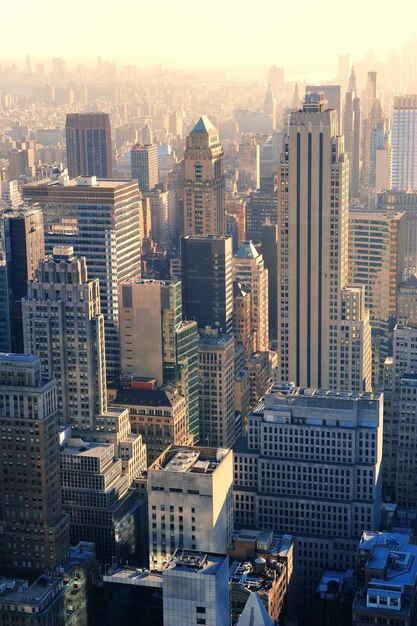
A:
[147, 445, 233, 568]
[234, 382, 383, 595]
[225, 198, 246, 249]
[0, 206, 45, 353]
[8, 140, 35, 181]
[23, 176, 142, 379]
[233, 282, 255, 360]
[183, 116, 225, 236]
[263, 85, 277, 129]
[65, 112, 112, 178]
[397, 275, 417, 323]
[277, 93, 370, 391]
[383, 322, 417, 502]
[348, 208, 406, 385]
[23, 246, 106, 429]
[261, 223, 279, 340]
[199, 334, 236, 448]
[377, 190, 417, 278]
[392, 95, 417, 190]
[305, 85, 343, 132]
[131, 143, 158, 192]
[245, 176, 277, 243]
[343, 67, 361, 198]
[118, 279, 199, 441]
[237, 139, 260, 191]
[233, 241, 269, 353]
[181, 235, 233, 335]
[0, 354, 70, 570]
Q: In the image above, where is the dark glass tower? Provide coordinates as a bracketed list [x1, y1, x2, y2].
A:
[181, 235, 233, 335]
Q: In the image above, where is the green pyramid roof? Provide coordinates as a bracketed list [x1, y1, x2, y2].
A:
[191, 115, 216, 134]
[235, 240, 260, 259]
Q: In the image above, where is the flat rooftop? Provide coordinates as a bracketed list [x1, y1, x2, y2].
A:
[111, 387, 181, 409]
[267, 382, 381, 402]
[61, 438, 113, 457]
[199, 334, 233, 347]
[24, 177, 136, 190]
[359, 531, 417, 587]
[0, 576, 62, 606]
[149, 445, 230, 474]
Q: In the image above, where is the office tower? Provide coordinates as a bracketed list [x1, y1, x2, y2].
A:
[147, 445, 233, 568]
[305, 85, 343, 132]
[234, 282, 255, 360]
[183, 116, 225, 236]
[0, 206, 44, 353]
[277, 93, 370, 391]
[383, 322, 417, 502]
[162, 550, 229, 626]
[0, 259, 10, 353]
[110, 384, 192, 466]
[0, 354, 70, 570]
[343, 67, 361, 198]
[143, 187, 169, 245]
[349, 208, 406, 385]
[8, 140, 35, 180]
[363, 71, 378, 118]
[0, 574, 66, 625]
[392, 95, 417, 190]
[339, 286, 372, 392]
[23, 176, 141, 379]
[237, 139, 260, 191]
[226, 199, 246, 249]
[261, 223, 279, 340]
[352, 531, 417, 626]
[131, 143, 158, 192]
[245, 176, 278, 243]
[181, 235, 233, 335]
[377, 190, 417, 277]
[368, 119, 391, 206]
[337, 54, 350, 88]
[119, 279, 199, 441]
[65, 112, 112, 178]
[233, 241, 269, 353]
[397, 275, 417, 323]
[1, 180, 22, 207]
[60, 432, 147, 564]
[199, 334, 235, 447]
[23, 246, 106, 429]
[234, 383, 383, 595]
[263, 85, 277, 129]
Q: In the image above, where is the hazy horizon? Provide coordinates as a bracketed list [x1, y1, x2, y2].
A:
[2, 0, 417, 72]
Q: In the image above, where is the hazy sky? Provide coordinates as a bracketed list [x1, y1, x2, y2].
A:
[3, 0, 417, 72]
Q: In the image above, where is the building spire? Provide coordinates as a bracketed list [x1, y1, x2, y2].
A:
[348, 65, 357, 94]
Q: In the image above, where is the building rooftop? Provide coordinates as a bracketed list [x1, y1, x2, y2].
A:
[237, 591, 274, 626]
[0, 575, 63, 607]
[61, 438, 113, 458]
[199, 334, 234, 347]
[235, 240, 260, 259]
[165, 549, 225, 576]
[358, 531, 417, 587]
[149, 445, 230, 474]
[24, 177, 136, 190]
[399, 275, 417, 290]
[229, 558, 285, 593]
[267, 382, 381, 402]
[191, 116, 217, 134]
[111, 386, 182, 409]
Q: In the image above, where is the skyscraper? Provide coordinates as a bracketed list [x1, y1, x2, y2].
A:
[23, 176, 141, 378]
[130, 143, 158, 192]
[343, 66, 361, 198]
[232, 241, 269, 353]
[181, 235, 233, 335]
[23, 246, 106, 429]
[234, 382, 383, 595]
[305, 85, 343, 132]
[0, 206, 45, 353]
[65, 112, 113, 178]
[0, 354, 69, 570]
[119, 279, 199, 441]
[237, 139, 260, 191]
[183, 116, 225, 236]
[391, 95, 417, 190]
[199, 334, 236, 448]
[277, 93, 370, 391]
[261, 223, 279, 340]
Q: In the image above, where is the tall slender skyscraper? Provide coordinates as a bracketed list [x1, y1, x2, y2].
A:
[392, 95, 417, 190]
[0, 354, 69, 570]
[344, 66, 361, 198]
[181, 235, 233, 335]
[131, 143, 158, 192]
[23, 176, 141, 378]
[23, 246, 106, 429]
[183, 116, 225, 236]
[277, 93, 371, 391]
[65, 112, 113, 178]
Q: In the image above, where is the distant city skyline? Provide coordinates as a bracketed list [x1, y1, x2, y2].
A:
[2, 0, 417, 72]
